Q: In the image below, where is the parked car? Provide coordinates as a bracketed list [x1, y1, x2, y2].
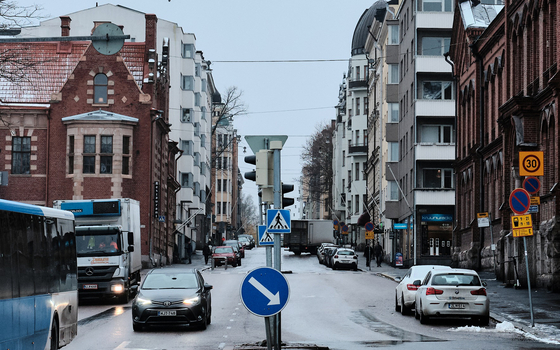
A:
[317, 243, 338, 264]
[224, 239, 244, 261]
[131, 268, 212, 331]
[238, 234, 255, 249]
[414, 268, 489, 325]
[395, 265, 452, 315]
[323, 246, 339, 268]
[238, 236, 251, 250]
[212, 246, 238, 268]
[331, 248, 358, 270]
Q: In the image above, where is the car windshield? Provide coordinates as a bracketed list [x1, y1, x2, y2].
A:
[432, 273, 481, 286]
[142, 273, 199, 289]
[337, 250, 354, 255]
[214, 247, 233, 254]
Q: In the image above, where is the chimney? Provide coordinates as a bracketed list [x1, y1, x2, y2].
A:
[60, 16, 71, 37]
[145, 14, 158, 53]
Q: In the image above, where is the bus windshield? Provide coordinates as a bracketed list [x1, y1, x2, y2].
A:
[76, 233, 121, 255]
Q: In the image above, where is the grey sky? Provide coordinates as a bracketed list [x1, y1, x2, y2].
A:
[17, 0, 376, 212]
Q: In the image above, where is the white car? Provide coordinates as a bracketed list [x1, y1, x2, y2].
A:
[331, 248, 358, 270]
[395, 265, 451, 315]
[414, 268, 490, 326]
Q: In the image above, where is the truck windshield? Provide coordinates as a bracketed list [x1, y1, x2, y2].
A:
[76, 233, 121, 255]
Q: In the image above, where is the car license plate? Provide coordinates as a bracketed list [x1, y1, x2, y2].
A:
[158, 310, 177, 316]
[342, 260, 350, 263]
[449, 303, 466, 309]
[83, 284, 98, 290]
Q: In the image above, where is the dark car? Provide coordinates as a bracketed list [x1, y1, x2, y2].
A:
[131, 268, 212, 331]
[238, 234, 255, 249]
[224, 239, 244, 261]
[323, 246, 339, 268]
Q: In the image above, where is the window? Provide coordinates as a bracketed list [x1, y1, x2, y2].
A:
[181, 75, 194, 90]
[182, 43, 195, 58]
[389, 64, 399, 84]
[217, 201, 222, 214]
[423, 168, 453, 188]
[94, 73, 108, 104]
[389, 103, 399, 122]
[389, 142, 399, 161]
[194, 152, 200, 167]
[342, 150, 345, 166]
[422, 81, 453, 100]
[222, 202, 227, 216]
[355, 163, 360, 181]
[68, 136, 74, 175]
[389, 181, 399, 200]
[418, 0, 452, 12]
[123, 136, 130, 175]
[201, 134, 207, 148]
[100, 136, 113, 174]
[181, 172, 194, 188]
[201, 79, 207, 92]
[195, 93, 201, 106]
[389, 25, 399, 45]
[420, 125, 454, 143]
[421, 37, 451, 56]
[194, 122, 200, 137]
[200, 162, 206, 175]
[356, 98, 361, 115]
[355, 195, 360, 214]
[201, 106, 207, 120]
[83, 135, 96, 174]
[181, 140, 193, 156]
[195, 63, 201, 77]
[181, 108, 192, 123]
[12, 136, 30, 174]
[194, 182, 200, 197]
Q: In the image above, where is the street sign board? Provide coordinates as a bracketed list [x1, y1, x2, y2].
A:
[528, 205, 539, 213]
[530, 196, 540, 205]
[266, 209, 291, 233]
[240, 267, 290, 317]
[511, 214, 532, 229]
[519, 151, 544, 176]
[513, 228, 534, 237]
[523, 177, 541, 194]
[365, 231, 374, 240]
[477, 212, 490, 228]
[258, 225, 274, 246]
[509, 188, 531, 215]
[364, 222, 374, 231]
[245, 135, 288, 154]
[341, 225, 349, 235]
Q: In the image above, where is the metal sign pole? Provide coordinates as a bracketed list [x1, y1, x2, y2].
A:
[272, 147, 281, 350]
[523, 236, 535, 326]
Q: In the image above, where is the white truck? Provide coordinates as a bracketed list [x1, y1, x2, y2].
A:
[283, 219, 334, 255]
[53, 198, 142, 303]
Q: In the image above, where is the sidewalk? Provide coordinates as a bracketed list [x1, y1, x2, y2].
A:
[357, 253, 560, 343]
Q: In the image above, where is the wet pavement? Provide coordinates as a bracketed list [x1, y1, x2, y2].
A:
[357, 253, 560, 344]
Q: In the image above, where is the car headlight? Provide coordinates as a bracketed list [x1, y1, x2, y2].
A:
[136, 296, 152, 305]
[111, 284, 124, 293]
[183, 296, 200, 305]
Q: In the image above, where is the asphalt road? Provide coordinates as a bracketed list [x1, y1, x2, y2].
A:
[67, 247, 559, 350]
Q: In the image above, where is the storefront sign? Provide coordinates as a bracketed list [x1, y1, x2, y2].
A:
[421, 214, 453, 222]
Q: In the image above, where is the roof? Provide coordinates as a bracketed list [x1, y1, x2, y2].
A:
[351, 1, 388, 56]
[0, 41, 146, 104]
[62, 109, 139, 123]
[459, 0, 504, 29]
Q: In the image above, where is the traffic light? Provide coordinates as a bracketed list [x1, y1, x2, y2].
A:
[244, 155, 257, 182]
[281, 183, 295, 208]
[243, 151, 272, 186]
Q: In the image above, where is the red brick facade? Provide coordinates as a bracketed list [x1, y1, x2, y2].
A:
[450, 0, 560, 290]
[0, 14, 178, 267]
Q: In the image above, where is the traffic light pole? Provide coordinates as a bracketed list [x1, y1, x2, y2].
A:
[272, 145, 282, 350]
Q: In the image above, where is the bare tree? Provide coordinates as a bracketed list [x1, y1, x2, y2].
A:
[211, 86, 247, 137]
[301, 122, 334, 217]
[239, 193, 258, 236]
[0, 0, 43, 29]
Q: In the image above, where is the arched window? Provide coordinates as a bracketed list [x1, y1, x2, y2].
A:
[94, 73, 108, 104]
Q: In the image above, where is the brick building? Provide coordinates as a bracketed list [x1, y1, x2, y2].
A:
[0, 14, 179, 267]
[450, 0, 560, 291]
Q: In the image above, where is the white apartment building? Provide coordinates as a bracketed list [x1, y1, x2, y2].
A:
[19, 4, 216, 257]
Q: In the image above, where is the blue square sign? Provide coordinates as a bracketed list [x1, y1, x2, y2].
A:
[267, 209, 291, 233]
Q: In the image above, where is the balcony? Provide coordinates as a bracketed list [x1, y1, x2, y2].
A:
[415, 143, 455, 160]
[349, 143, 367, 154]
[416, 56, 452, 74]
[414, 188, 455, 206]
[416, 100, 455, 117]
[417, 12, 453, 29]
[349, 79, 368, 90]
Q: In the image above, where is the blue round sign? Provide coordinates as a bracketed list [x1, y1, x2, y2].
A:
[523, 176, 541, 194]
[509, 188, 531, 215]
[365, 222, 374, 231]
[240, 267, 290, 317]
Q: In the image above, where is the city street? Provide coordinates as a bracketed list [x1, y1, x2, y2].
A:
[66, 247, 559, 350]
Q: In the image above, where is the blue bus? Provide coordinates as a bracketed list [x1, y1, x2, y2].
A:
[0, 199, 78, 349]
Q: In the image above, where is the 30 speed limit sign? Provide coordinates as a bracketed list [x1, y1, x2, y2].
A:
[519, 151, 543, 176]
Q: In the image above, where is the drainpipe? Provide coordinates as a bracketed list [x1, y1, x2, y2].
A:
[470, 41, 485, 271]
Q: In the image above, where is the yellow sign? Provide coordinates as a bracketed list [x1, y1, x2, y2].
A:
[530, 197, 540, 205]
[511, 214, 532, 229]
[519, 151, 544, 176]
[365, 231, 374, 240]
[513, 228, 534, 237]
[477, 212, 489, 218]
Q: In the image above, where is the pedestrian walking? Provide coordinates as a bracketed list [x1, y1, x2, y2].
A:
[203, 240, 212, 264]
[374, 242, 383, 267]
[186, 238, 193, 264]
[364, 244, 372, 267]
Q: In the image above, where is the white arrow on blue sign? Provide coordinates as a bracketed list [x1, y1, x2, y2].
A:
[266, 209, 291, 233]
[240, 267, 290, 317]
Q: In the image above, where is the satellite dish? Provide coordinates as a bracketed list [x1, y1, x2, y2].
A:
[92, 23, 125, 55]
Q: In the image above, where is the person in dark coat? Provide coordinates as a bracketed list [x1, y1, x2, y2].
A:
[364, 244, 372, 267]
[203, 240, 212, 264]
[374, 242, 383, 267]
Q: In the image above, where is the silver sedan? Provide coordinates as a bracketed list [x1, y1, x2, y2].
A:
[413, 268, 490, 326]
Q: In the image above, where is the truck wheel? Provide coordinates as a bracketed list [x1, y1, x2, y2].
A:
[49, 318, 59, 350]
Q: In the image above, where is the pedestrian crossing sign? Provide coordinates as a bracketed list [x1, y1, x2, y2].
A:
[258, 225, 274, 246]
[267, 209, 291, 233]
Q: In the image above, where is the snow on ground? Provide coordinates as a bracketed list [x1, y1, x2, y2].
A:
[448, 321, 560, 345]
